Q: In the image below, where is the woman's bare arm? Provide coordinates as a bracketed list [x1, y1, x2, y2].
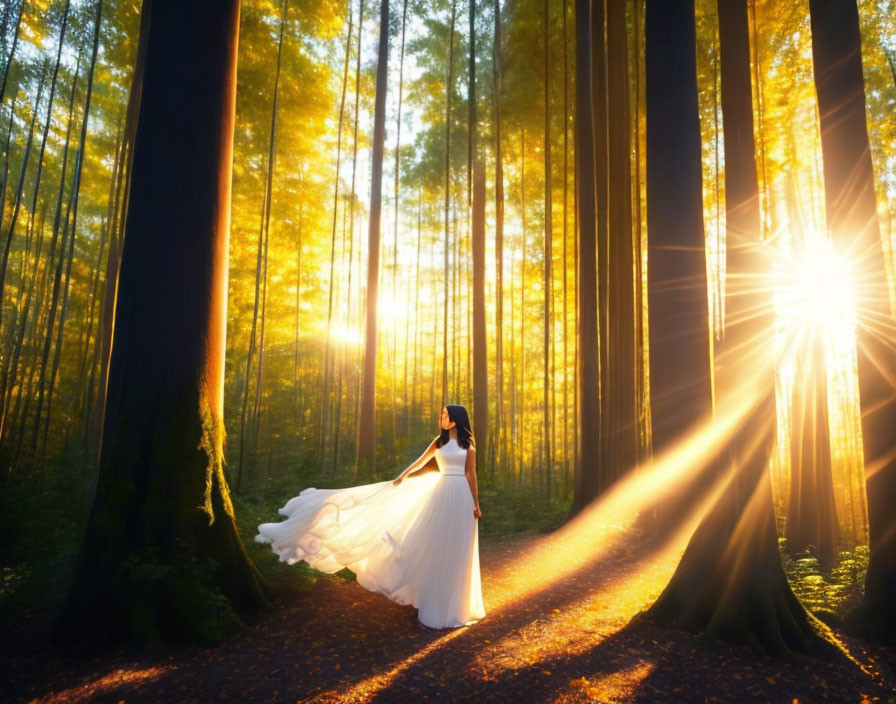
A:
[464, 446, 482, 518]
[393, 437, 440, 485]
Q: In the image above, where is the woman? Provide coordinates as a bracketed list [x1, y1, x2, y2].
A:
[255, 404, 486, 629]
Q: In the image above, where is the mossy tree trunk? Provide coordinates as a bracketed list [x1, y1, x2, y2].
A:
[809, 0, 896, 643]
[644, 0, 832, 656]
[55, 0, 266, 649]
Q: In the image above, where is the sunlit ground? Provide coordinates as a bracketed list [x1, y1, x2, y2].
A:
[340, 391, 758, 701]
[31, 666, 173, 704]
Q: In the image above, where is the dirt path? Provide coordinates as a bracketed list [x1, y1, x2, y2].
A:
[5, 525, 896, 703]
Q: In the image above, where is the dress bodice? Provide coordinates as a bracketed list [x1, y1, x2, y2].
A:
[435, 439, 467, 476]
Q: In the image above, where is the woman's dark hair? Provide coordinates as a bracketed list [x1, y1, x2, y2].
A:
[436, 404, 475, 449]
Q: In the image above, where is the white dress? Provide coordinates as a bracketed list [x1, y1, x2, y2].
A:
[255, 438, 486, 628]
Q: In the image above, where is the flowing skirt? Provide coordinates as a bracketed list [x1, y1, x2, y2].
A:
[255, 472, 486, 629]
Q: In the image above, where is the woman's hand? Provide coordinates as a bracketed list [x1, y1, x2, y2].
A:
[473, 506, 482, 519]
[393, 476, 403, 486]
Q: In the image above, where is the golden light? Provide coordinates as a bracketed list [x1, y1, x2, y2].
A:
[327, 322, 363, 346]
[772, 237, 856, 341]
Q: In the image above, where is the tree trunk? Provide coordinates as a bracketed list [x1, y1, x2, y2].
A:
[572, 0, 600, 514]
[357, 0, 389, 481]
[319, 0, 354, 471]
[40, 0, 105, 463]
[238, 0, 287, 490]
[786, 333, 837, 567]
[89, 0, 151, 460]
[472, 164, 487, 471]
[54, 0, 266, 649]
[0, 0, 23, 105]
[593, 0, 609, 495]
[442, 1, 456, 407]
[561, 0, 570, 497]
[644, 0, 832, 656]
[396, 0, 408, 433]
[0, 65, 48, 329]
[808, 0, 896, 643]
[643, 0, 712, 457]
[493, 0, 504, 479]
[542, 0, 553, 498]
[604, 0, 637, 488]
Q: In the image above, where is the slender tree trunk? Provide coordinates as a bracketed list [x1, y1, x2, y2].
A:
[443, 1, 456, 407]
[30, 50, 84, 464]
[55, 0, 266, 648]
[809, 0, 896, 643]
[89, 0, 150, 460]
[238, 2, 287, 490]
[336, 0, 366, 472]
[571, 0, 600, 514]
[0, 65, 48, 327]
[593, 0, 609, 495]
[561, 0, 570, 497]
[39, 0, 105, 464]
[604, 0, 637, 488]
[786, 332, 837, 566]
[319, 0, 354, 470]
[395, 0, 408, 432]
[0, 0, 23, 105]
[12, 0, 72, 318]
[470, 0, 487, 472]
[542, 0, 552, 498]
[493, 0, 504, 476]
[357, 0, 389, 481]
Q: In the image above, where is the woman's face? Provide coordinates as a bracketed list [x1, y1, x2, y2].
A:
[439, 407, 456, 431]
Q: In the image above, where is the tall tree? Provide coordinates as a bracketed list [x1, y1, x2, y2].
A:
[357, 0, 389, 481]
[572, 0, 600, 513]
[442, 1, 456, 407]
[0, 0, 23, 105]
[40, 0, 107, 461]
[643, 0, 712, 456]
[237, 0, 288, 490]
[786, 331, 837, 567]
[471, 0, 488, 470]
[809, 0, 896, 642]
[644, 0, 830, 655]
[542, 0, 553, 497]
[55, 0, 266, 647]
[603, 0, 638, 487]
[493, 0, 504, 475]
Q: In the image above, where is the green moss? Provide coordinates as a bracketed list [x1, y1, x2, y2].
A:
[782, 541, 869, 619]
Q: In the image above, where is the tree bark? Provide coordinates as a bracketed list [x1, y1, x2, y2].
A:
[809, 0, 896, 643]
[55, 0, 266, 648]
[786, 333, 837, 567]
[356, 0, 389, 481]
[319, 0, 355, 471]
[442, 1, 456, 407]
[604, 0, 637, 488]
[644, 0, 832, 656]
[542, 0, 553, 498]
[572, 0, 600, 514]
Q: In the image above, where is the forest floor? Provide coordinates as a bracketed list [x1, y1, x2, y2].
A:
[3, 512, 896, 704]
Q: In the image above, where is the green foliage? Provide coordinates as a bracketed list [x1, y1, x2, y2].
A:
[475, 484, 570, 539]
[120, 544, 244, 649]
[781, 540, 870, 620]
